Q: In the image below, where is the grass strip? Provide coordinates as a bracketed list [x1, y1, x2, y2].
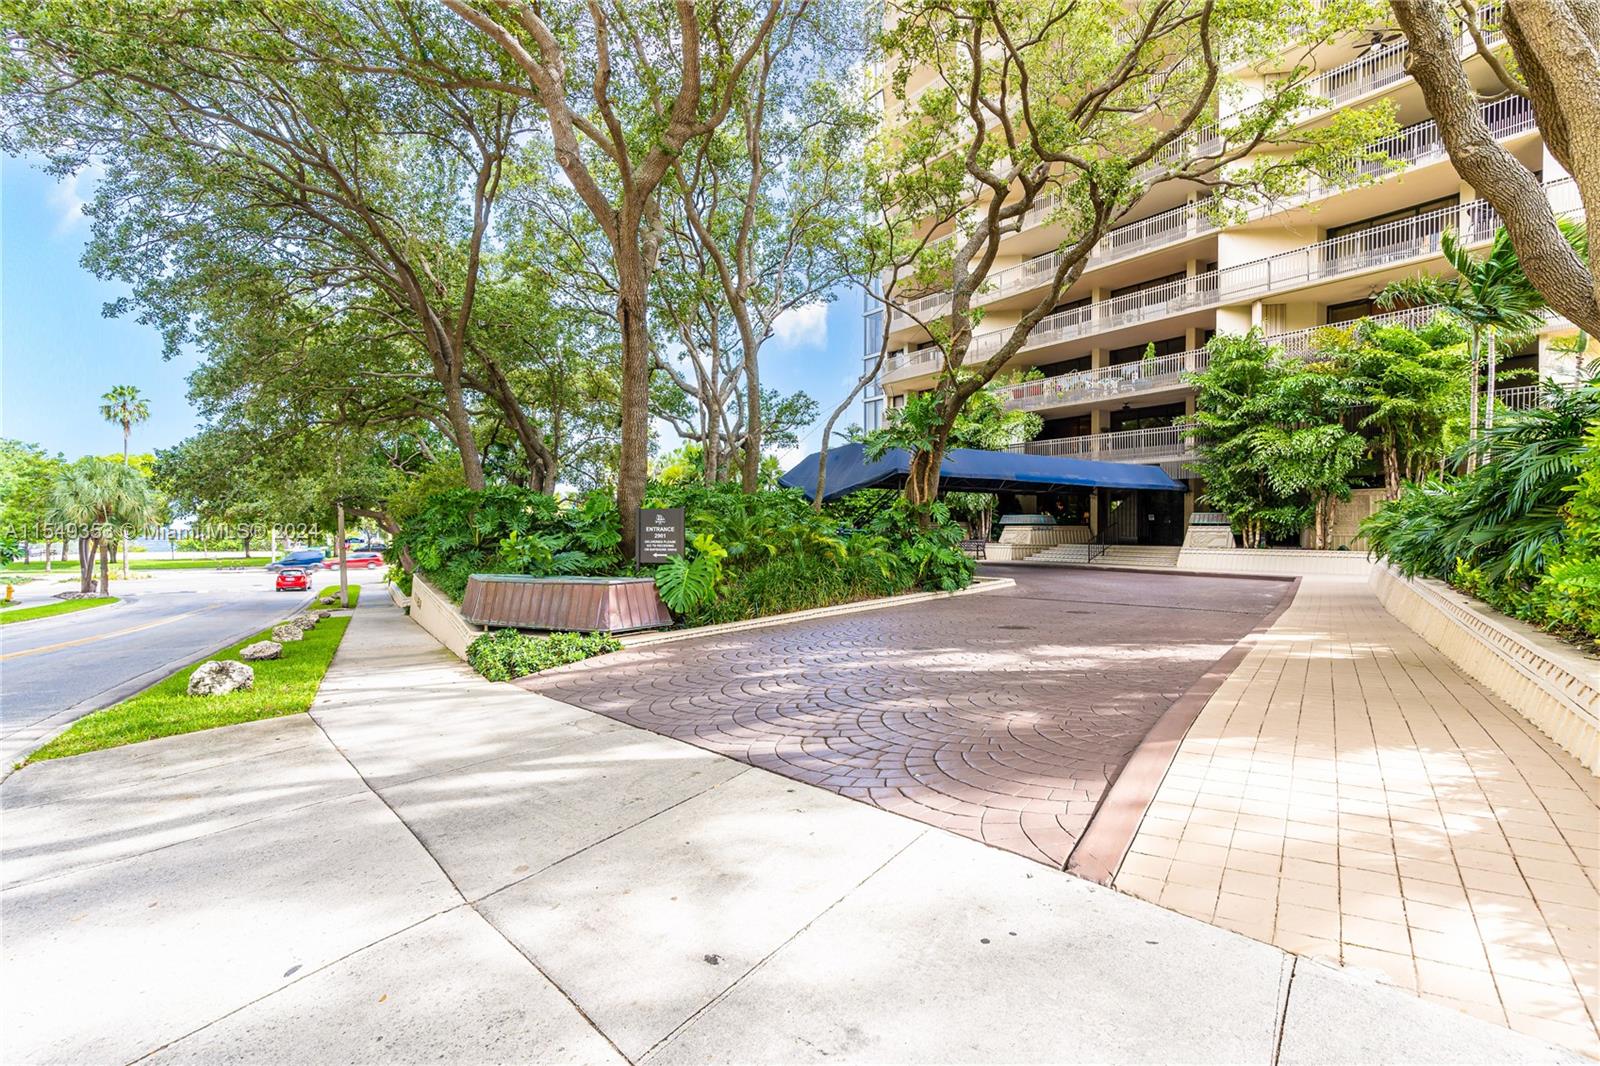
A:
[26, 613, 352, 763]
[315, 584, 362, 608]
[0, 597, 117, 625]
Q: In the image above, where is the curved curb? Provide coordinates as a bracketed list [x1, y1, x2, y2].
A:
[1065, 575, 1303, 884]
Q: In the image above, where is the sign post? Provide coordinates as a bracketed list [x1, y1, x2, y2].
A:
[635, 507, 685, 565]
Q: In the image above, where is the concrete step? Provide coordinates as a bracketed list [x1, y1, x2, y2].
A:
[1024, 544, 1182, 568]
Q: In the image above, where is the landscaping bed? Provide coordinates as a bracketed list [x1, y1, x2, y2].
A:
[26, 613, 352, 763]
[397, 482, 978, 679]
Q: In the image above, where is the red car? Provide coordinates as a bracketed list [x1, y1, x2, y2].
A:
[275, 567, 311, 592]
[321, 551, 385, 571]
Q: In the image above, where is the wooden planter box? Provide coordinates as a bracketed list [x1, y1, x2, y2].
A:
[460, 575, 672, 634]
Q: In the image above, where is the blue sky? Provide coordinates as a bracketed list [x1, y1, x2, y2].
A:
[3, 158, 204, 460]
[1, 154, 864, 466]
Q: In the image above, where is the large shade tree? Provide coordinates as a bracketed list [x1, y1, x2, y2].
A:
[438, 0, 787, 556]
[1, 0, 562, 490]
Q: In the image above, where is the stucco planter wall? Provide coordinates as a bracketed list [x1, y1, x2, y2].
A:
[1371, 566, 1600, 774]
[1175, 547, 1375, 577]
[409, 575, 484, 661]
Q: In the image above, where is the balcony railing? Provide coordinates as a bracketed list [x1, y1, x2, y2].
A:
[992, 304, 1450, 413]
[1010, 424, 1196, 463]
[891, 95, 1537, 337]
[887, 179, 1578, 380]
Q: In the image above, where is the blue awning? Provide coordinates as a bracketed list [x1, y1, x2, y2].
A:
[779, 443, 1186, 502]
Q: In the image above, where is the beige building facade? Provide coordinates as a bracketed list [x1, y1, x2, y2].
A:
[863, 20, 1583, 548]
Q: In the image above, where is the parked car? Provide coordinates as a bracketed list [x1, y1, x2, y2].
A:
[321, 551, 385, 570]
[265, 549, 326, 572]
[275, 567, 311, 592]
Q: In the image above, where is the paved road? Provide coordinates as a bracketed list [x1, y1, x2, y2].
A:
[0, 602, 1572, 1064]
[0, 568, 368, 761]
[519, 566, 1293, 868]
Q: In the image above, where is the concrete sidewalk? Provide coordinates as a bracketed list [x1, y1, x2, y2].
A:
[1, 600, 1580, 1063]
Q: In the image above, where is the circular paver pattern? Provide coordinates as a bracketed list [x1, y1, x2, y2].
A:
[518, 566, 1291, 868]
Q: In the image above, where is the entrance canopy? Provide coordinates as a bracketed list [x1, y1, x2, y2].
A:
[778, 443, 1186, 502]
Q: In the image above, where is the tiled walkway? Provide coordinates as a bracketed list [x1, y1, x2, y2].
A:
[1112, 576, 1600, 1056]
[518, 568, 1290, 867]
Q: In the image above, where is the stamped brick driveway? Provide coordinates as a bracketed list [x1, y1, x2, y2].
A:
[518, 567, 1292, 868]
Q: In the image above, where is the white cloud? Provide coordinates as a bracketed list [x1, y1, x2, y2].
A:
[47, 167, 97, 236]
[769, 301, 828, 351]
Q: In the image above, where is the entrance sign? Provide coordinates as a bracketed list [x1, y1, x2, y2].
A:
[636, 507, 685, 565]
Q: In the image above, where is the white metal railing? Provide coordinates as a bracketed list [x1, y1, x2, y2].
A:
[891, 95, 1536, 336]
[1308, 38, 1411, 109]
[995, 349, 1209, 412]
[992, 304, 1452, 413]
[1010, 424, 1197, 463]
[887, 179, 1578, 380]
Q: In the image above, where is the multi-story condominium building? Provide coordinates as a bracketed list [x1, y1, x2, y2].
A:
[863, 19, 1584, 549]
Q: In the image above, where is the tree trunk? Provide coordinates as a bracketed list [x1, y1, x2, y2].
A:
[741, 338, 762, 492]
[80, 537, 95, 593]
[1391, 1, 1600, 334]
[43, 540, 52, 573]
[98, 537, 110, 596]
[121, 425, 131, 580]
[442, 376, 486, 490]
[337, 502, 349, 610]
[242, 533, 252, 559]
[1384, 439, 1402, 498]
[616, 269, 652, 561]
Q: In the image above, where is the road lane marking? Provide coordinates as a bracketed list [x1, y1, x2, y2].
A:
[0, 604, 226, 661]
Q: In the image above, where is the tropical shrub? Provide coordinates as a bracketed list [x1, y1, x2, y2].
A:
[399, 480, 976, 629]
[1363, 376, 1600, 646]
[466, 630, 623, 683]
[396, 486, 623, 600]
[1187, 332, 1366, 547]
[644, 484, 974, 625]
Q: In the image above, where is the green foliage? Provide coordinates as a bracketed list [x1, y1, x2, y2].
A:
[466, 630, 623, 684]
[654, 533, 727, 615]
[864, 375, 1042, 460]
[396, 486, 624, 601]
[402, 480, 977, 628]
[1187, 332, 1366, 548]
[1362, 377, 1600, 646]
[0, 439, 64, 545]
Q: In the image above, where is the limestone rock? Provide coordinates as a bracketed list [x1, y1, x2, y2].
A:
[239, 641, 282, 662]
[187, 660, 254, 696]
[271, 623, 304, 643]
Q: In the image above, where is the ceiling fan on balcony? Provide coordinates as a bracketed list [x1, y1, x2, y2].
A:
[1360, 28, 1404, 54]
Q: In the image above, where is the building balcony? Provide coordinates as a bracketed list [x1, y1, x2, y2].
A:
[1009, 424, 1197, 465]
[882, 177, 1576, 386]
[889, 95, 1537, 339]
[990, 304, 1446, 416]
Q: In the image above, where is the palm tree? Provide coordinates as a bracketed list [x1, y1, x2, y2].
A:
[98, 385, 150, 577]
[1376, 226, 1545, 466]
[47, 459, 159, 595]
